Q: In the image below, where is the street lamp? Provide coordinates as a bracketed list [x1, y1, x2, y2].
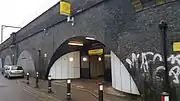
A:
[159, 20, 170, 100]
[1, 25, 21, 43]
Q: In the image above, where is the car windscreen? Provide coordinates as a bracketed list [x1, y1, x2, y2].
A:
[11, 66, 23, 70]
[17, 66, 23, 70]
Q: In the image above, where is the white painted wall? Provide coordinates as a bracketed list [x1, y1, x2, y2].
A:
[0, 58, 2, 72]
[4, 55, 12, 65]
[111, 51, 140, 95]
[17, 51, 35, 75]
[0, 58, 2, 69]
[49, 51, 80, 79]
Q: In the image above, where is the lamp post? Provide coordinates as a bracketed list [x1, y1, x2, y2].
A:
[1, 25, 21, 43]
[159, 20, 170, 101]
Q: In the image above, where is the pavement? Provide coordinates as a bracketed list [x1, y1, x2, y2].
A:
[19, 77, 139, 101]
[0, 73, 59, 101]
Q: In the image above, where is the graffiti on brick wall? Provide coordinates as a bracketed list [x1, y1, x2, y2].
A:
[168, 54, 180, 84]
[126, 52, 162, 72]
[126, 52, 180, 84]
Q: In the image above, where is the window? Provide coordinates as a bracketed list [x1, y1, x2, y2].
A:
[17, 66, 23, 70]
[11, 66, 23, 70]
[11, 66, 18, 70]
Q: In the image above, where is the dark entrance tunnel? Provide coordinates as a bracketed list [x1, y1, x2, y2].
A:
[46, 36, 106, 80]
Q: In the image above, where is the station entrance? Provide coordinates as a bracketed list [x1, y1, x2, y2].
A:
[49, 36, 105, 80]
[80, 48, 105, 79]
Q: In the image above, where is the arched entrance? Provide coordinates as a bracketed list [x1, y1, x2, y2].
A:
[17, 51, 35, 75]
[46, 36, 140, 95]
[47, 36, 105, 80]
[4, 55, 12, 65]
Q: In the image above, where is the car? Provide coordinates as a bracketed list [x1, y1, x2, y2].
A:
[1, 67, 4, 75]
[4, 65, 24, 79]
[2, 65, 9, 75]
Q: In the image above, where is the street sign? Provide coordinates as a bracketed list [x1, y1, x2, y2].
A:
[173, 42, 180, 52]
[60, 1, 71, 16]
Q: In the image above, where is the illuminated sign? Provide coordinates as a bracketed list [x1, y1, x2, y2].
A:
[68, 41, 83, 46]
[88, 49, 103, 55]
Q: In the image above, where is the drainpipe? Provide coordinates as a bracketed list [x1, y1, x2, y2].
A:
[159, 20, 170, 100]
[38, 49, 41, 78]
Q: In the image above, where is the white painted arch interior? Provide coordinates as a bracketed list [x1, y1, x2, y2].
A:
[49, 51, 80, 79]
[0, 58, 2, 70]
[49, 50, 140, 95]
[4, 55, 12, 65]
[111, 51, 140, 95]
[17, 50, 35, 75]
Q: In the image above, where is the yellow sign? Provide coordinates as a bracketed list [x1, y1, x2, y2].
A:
[156, 0, 165, 5]
[173, 42, 180, 51]
[88, 49, 103, 55]
[60, 1, 71, 16]
[132, 0, 143, 11]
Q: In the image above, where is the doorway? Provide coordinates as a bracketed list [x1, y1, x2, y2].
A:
[89, 55, 104, 78]
[80, 48, 105, 79]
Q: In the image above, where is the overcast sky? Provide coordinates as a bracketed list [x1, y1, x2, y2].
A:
[0, 0, 60, 42]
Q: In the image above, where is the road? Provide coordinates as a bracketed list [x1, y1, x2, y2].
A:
[0, 74, 40, 101]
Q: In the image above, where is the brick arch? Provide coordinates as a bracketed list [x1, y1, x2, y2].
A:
[4, 55, 12, 65]
[45, 36, 105, 79]
[17, 50, 35, 75]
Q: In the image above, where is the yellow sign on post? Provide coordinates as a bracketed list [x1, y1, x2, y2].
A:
[60, 1, 71, 16]
[173, 42, 180, 51]
[88, 49, 103, 55]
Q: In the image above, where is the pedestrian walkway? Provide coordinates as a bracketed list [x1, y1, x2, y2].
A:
[53, 79, 127, 99]
[19, 77, 138, 101]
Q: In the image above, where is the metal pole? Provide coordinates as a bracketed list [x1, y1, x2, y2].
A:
[161, 92, 169, 101]
[36, 72, 39, 88]
[0, 25, 21, 44]
[98, 83, 103, 101]
[2, 25, 21, 29]
[48, 75, 52, 93]
[26, 72, 29, 84]
[159, 20, 170, 95]
[67, 79, 71, 100]
[38, 49, 41, 78]
[159, 20, 170, 101]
